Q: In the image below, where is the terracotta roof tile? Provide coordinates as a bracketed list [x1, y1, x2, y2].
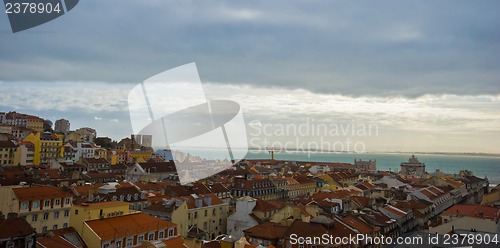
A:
[0, 218, 35, 239]
[443, 204, 500, 221]
[13, 185, 72, 202]
[243, 222, 288, 240]
[85, 213, 176, 240]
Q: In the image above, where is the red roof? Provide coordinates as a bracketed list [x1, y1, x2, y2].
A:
[243, 222, 288, 240]
[13, 185, 72, 202]
[85, 213, 176, 240]
[443, 204, 500, 221]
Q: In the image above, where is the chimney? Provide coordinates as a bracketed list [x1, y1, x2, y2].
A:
[195, 198, 203, 208]
[203, 196, 212, 206]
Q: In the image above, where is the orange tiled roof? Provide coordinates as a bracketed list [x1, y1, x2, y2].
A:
[383, 205, 408, 217]
[76, 200, 129, 208]
[243, 221, 288, 240]
[444, 177, 464, 187]
[443, 204, 500, 221]
[85, 213, 176, 241]
[71, 183, 105, 196]
[37, 236, 76, 248]
[13, 185, 72, 202]
[253, 199, 280, 212]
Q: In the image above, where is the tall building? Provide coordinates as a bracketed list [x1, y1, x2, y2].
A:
[131, 134, 153, 148]
[54, 119, 70, 134]
[354, 159, 377, 171]
[23, 132, 64, 166]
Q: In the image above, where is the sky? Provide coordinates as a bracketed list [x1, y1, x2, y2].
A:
[1, 0, 499, 153]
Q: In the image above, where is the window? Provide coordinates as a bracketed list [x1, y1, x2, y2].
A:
[32, 214, 38, 222]
[168, 229, 174, 237]
[42, 226, 47, 233]
[65, 198, 70, 205]
[21, 202, 29, 210]
[115, 241, 121, 248]
[43, 213, 49, 220]
[44, 200, 50, 207]
[75, 209, 79, 215]
[219, 219, 222, 226]
[53, 224, 58, 230]
[194, 212, 197, 218]
[33, 201, 39, 208]
[64, 210, 69, 217]
[138, 235, 144, 243]
[212, 209, 216, 216]
[203, 222, 207, 230]
[63, 223, 68, 228]
[148, 233, 154, 240]
[55, 199, 60, 205]
[126, 238, 133, 247]
[54, 211, 59, 219]
[159, 231, 164, 239]
[204, 209, 207, 217]
[188, 213, 191, 219]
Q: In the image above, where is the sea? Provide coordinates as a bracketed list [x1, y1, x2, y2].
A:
[156, 149, 500, 185]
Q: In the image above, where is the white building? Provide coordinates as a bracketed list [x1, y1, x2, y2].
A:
[226, 196, 259, 239]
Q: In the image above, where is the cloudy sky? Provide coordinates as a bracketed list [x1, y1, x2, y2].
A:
[1, 0, 499, 153]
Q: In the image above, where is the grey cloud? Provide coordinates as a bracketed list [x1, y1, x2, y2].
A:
[1, 0, 500, 97]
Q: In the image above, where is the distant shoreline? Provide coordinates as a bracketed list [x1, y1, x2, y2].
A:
[243, 148, 500, 158]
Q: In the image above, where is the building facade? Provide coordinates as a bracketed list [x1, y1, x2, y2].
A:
[0, 185, 73, 233]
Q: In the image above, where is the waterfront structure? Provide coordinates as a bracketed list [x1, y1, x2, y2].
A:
[354, 159, 376, 171]
[400, 155, 426, 177]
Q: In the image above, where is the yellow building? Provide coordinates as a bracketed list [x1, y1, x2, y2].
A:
[130, 147, 154, 162]
[23, 132, 64, 166]
[0, 185, 73, 233]
[64, 131, 84, 143]
[26, 116, 44, 133]
[69, 201, 135, 235]
[70, 201, 182, 248]
[142, 194, 229, 240]
[0, 140, 17, 166]
[321, 174, 343, 190]
[81, 212, 178, 248]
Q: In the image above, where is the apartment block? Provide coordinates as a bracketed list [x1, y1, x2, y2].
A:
[0, 185, 73, 233]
